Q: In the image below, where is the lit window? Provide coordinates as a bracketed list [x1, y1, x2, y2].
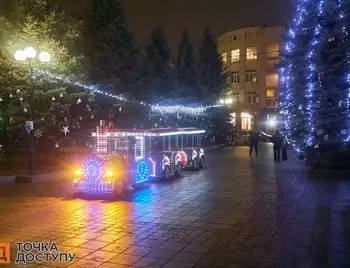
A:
[246, 47, 258, 60]
[221, 52, 227, 63]
[267, 44, 279, 58]
[241, 112, 253, 130]
[230, 113, 236, 126]
[231, 49, 240, 62]
[266, 73, 278, 88]
[232, 72, 240, 84]
[266, 89, 275, 97]
[246, 70, 257, 83]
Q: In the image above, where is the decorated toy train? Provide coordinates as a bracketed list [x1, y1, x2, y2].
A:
[73, 120, 205, 196]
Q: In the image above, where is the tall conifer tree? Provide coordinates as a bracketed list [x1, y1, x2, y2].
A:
[175, 29, 197, 99]
[145, 26, 173, 99]
[279, 0, 350, 167]
[198, 27, 226, 104]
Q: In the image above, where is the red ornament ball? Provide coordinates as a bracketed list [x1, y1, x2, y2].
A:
[10, 117, 16, 125]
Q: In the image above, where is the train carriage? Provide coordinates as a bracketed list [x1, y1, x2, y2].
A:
[73, 120, 205, 195]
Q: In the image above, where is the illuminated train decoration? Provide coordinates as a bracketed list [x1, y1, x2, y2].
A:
[73, 120, 205, 196]
[134, 159, 151, 183]
[73, 155, 116, 193]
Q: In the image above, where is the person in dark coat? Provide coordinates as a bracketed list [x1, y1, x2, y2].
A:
[272, 130, 283, 162]
[249, 131, 259, 157]
[282, 136, 288, 161]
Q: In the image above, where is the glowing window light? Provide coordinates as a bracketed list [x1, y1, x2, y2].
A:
[96, 124, 108, 154]
[135, 136, 145, 160]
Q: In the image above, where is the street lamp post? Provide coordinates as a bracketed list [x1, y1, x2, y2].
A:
[14, 47, 50, 174]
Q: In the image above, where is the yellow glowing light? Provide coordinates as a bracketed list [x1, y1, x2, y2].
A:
[105, 169, 113, 176]
[73, 179, 78, 183]
[24, 47, 37, 59]
[107, 180, 112, 184]
[39, 51, 51, 62]
[14, 50, 26, 61]
[75, 169, 83, 175]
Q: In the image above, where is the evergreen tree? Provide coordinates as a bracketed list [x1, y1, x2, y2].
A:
[210, 108, 233, 143]
[145, 26, 173, 99]
[175, 29, 197, 99]
[198, 27, 227, 104]
[279, 0, 350, 168]
[82, 0, 140, 97]
[0, 0, 89, 154]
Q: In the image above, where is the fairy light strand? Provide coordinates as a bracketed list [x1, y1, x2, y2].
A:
[36, 69, 222, 115]
[279, 0, 309, 153]
[280, 0, 350, 154]
[340, 3, 350, 142]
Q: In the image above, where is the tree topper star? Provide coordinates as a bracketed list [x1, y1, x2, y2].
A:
[62, 126, 70, 136]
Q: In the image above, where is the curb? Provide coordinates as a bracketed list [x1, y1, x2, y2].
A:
[203, 144, 227, 150]
[0, 171, 68, 185]
[308, 169, 350, 179]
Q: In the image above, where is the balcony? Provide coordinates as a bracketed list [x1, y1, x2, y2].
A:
[266, 98, 278, 108]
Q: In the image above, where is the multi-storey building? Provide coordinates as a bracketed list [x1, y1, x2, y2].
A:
[218, 25, 285, 133]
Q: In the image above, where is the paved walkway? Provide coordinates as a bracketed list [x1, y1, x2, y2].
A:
[0, 144, 350, 267]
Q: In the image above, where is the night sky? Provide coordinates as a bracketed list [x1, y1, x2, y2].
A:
[123, 0, 294, 51]
[63, 0, 294, 51]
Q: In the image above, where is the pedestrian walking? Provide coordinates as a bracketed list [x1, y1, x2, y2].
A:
[249, 130, 259, 157]
[272, 130, 283, 162]
[282, 136, 288, 161]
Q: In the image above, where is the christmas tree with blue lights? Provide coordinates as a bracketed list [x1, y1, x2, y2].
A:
[279, 0, 350, 169]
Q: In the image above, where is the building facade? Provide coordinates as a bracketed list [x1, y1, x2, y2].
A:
[218, 25, 285, 134]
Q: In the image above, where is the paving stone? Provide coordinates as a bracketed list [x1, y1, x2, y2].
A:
[108, 253, 142, 266]
[133, 256, 167, 267]
[98, 262, 130, 268]
[1, 145, 350, 267]
[66, 258, 100, 268]
[79, 240, 110, 250]
[72, 247, 97, 259]
[162, 260, 195, 268]
[147, 248, 179, 259]
[100, 242, 131, 253]
[172, 252, 204, 263]
[122, 245, 153, 256]
[84, 250, 118, 263]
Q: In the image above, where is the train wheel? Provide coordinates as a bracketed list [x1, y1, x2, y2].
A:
[113, 179, 125, 196]
[193, 159, 199, 170]
[199, 157, 204, 168]
[164, 166, 171, 180]
[174, 163, 182, 178]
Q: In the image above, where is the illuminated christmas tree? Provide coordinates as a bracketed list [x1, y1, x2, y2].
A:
[279, 0, 350, 168]
[0, 0, 93, 152]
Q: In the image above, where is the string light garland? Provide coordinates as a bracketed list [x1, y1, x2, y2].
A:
[304, 1, 324, 148]
[279, 0, 309, 153]
[280, 0, 350, 155]
[341, 5, 350, 142]
[36, 69, 222, 115]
